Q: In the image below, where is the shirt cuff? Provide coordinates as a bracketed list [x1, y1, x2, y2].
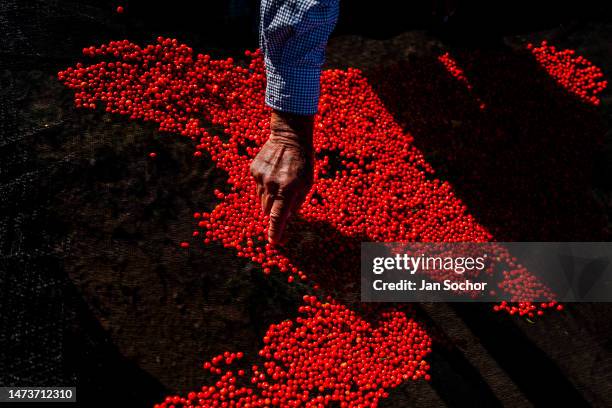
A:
[264, 60, 321, 116]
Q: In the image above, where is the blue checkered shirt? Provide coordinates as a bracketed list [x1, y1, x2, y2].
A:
[260, 0, 340, 115]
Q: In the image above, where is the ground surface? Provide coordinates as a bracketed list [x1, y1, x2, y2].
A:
[1, 1, 612, 407]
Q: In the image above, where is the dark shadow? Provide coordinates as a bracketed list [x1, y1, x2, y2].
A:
[452, 303, 591, 407]
[1, 256, 168, 408]
[426, 347, 503, 407]
[412, 305, 505, 407]
[367, 45, 608, 241]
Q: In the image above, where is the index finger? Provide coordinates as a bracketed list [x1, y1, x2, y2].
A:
[267, 192, 297, 245]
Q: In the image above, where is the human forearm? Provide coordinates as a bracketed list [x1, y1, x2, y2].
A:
[269, 110, 314, 150]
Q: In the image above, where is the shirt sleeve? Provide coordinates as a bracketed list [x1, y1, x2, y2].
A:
[260, 0, 340, 115]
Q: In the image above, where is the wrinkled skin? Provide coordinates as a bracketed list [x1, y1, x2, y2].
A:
[250, 110, 314, 244]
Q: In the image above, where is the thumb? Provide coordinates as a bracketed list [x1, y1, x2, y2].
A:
[268, 194, 293, 244]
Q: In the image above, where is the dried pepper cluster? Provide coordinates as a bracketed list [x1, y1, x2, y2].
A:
[528, 41, 607, 105]
[158, 296, 430, 407]
[438, 52, 486, 109]
[58, 37, 601, 406]
[438, 52, 473, 91]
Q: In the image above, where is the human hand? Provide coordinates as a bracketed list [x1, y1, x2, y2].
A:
[250, 110, 314, 244]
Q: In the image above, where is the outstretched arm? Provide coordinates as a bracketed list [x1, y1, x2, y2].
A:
[251, 0, 339, 244]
